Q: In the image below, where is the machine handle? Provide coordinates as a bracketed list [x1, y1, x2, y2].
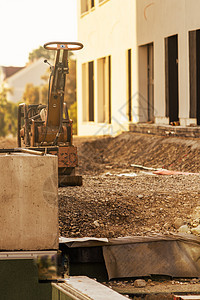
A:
[43, 41, 83, 51]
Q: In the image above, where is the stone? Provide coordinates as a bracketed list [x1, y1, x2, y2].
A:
[193, 207, 200, 218]
[178, 225, 190, 233]
[154, 224, 160, 228]
[174, 218, 184, 229]
[134, 279, 147, 288]
[191, 219, 199, 227]
[191, 225, 200, 235]
[164, 222, 170, 229]
[94, 220, 100, 227]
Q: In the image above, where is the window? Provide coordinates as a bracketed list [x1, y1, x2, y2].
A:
[81, 0, 95, 14]
[108, 56, 111, 124]
[99, 0, 109, 5]
[97, 56, 111, 123]
[165, 35, 179, 123]
[138, 43, 154, 122]
[82, 63, 88, 122]
[81, 0, 88, 14]
[88, 61, 94, 121]
[189, 29, 200, 124]
[82, 61, 94, 122]
[189, 30, 197, 119]
[91, 0, 95, 8]
[127, 49, 132, 121]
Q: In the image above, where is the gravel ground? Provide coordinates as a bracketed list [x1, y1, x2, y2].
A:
[59, 174, 200, 238]
[105, 277, 200, 299]
[1, 133, 200, 238]
[59, 132, 200, 238]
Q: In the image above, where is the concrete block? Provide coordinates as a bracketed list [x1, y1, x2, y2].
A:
[0, 153, 58, 251]
[53, 276, 127, 299]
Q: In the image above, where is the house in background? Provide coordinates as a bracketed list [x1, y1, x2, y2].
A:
[3, 57, 48, 103]
[77, 0, 200, 136]
[0, 66, 24, 84]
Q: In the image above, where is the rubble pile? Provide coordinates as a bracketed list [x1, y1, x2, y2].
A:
[75, 132, 200, 175]
[59, 132, 200, 238]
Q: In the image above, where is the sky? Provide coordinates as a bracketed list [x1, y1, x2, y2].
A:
[0, 0, 78, 66]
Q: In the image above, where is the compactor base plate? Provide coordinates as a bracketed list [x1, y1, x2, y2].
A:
[59, 175, 83, 187]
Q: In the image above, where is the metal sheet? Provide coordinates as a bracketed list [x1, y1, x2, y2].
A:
[61, 234, 200, 279]
[103, 238, 200, 279]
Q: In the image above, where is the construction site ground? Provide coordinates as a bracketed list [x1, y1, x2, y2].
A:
[71, 131, 200, 299]
[2, 132, 200, 298]
[59, 131, 200, 239]
[3, 132, 200, 238]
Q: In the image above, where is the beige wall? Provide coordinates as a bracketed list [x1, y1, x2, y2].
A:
[77, 0, 137, 136]
[137, 0, 200, 125]
[77, 0, 200, 134]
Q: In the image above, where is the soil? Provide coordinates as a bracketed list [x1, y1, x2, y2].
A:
[59, 132, 200, 238]
[1, 133, 200, 296]
[74, 132, 200, 175]
[1, 132, 200, 238]
[0, 137, 17, 148]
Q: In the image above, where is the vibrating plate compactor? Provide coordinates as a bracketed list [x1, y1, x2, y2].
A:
[17, 41, 83, 186]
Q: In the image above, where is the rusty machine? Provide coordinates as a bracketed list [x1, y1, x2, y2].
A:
[18, 42, 83, 186]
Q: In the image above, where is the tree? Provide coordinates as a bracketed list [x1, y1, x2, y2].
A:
[3, 101, 18, 136]
[68, 101, 77, 135]
[0, 85, 10, 136]
[28, 45, 73, 63]
[40, 84, 48, 105]
[64, 59, 76, 108]
[22, 83, 40, 105]
[0, 84, 18, 137]
[28, 46, 55, 62]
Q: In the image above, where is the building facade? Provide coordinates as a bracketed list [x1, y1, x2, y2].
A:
[77, 0, 200, 136]
[77, 0, 137, 135]
[137, 0, 200, 127]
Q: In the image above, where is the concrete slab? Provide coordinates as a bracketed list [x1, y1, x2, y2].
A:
[0, 153, 58, 251]
[129, 123, 200, 138]
[54, 276, 127, 299]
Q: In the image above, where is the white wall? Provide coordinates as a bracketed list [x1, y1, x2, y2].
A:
[77, 0, 200, 134]
[6, 58, 48, 103]
[137, 0, 200, 125]
[77, 0, 137, 136]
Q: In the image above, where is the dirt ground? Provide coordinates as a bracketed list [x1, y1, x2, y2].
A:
[2, 133, 200, 297]
[1, 133, 200, 238]
[59, 132, 200, 238]
[0, 137, 17, 148]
